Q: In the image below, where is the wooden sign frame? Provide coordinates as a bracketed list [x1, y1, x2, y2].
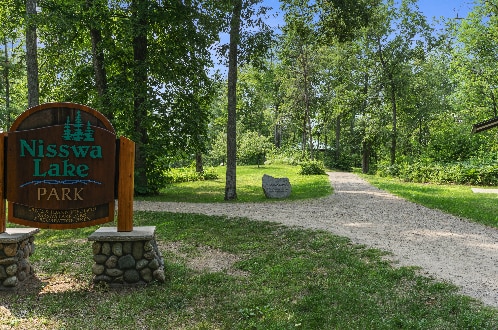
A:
[0, 103, 134, 232]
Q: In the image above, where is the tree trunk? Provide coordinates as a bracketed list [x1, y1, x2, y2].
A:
[224, 0, 242, 201]
[302, 48, 313, 160]
[91, 29, 110, 118]
[335, 115, 341, 164]
[274, 104, 281, 148]
[362, 141, 370, 174]
[87, 0, 111, 119]
[4, 40, 10, 130]
[376, 36, 397, 166]
[26, 0, 39, 108]
[132, 0, 149, 194]
[195, 153, 203, 173]
[389, 79, 397, 166]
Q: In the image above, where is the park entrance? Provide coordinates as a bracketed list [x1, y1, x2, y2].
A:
[0, 103, 164, 288]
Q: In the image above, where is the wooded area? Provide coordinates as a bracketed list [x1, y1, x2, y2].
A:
[2, 0, 498, 196]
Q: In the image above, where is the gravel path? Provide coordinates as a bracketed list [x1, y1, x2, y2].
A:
[134, 172, 498, 308]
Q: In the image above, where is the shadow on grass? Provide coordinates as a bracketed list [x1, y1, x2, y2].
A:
[2, 211, 497, 329]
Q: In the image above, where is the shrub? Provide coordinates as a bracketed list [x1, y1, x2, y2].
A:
[299, 160, 326, 175]
[165, 166, 219, 184]
[265, 147, 303, 166]
[376, 158, 498, 186]
[322, 149, 356, 171]
[237, 131, 273, 166]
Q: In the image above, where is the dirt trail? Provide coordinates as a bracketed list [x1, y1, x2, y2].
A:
[135, 172, 498, 308]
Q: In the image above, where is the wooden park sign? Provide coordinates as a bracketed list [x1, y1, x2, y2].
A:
[0, 103, 135, 232]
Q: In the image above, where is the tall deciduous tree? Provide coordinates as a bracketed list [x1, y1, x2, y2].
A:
[363, 0, 434, 165]
[29, 0, 219, 194]
[225, 0, 242, 200]
[222, 0, 272, 200]
[86, 0, 110, 119]
[26, 0, 39, 107]
[280, 0, 319, 159]
[450, 1, 498, 122]
[130, 0, 149, 193]
[0, 0, 25, 127]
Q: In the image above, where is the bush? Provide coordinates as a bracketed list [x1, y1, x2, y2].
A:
[265, 147, 303, 166]
[376, 158, 498, 186]
[237, 131, 273, 166]
[205, 130, 273, 166]
[165, 166, 219, 184]
[299, 160, 326, 175]
[322, 149, 356, 171]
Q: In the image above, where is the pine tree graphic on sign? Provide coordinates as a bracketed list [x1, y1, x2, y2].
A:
[83, 121, 95, 141]
[63, 117, 72, 141]
[63, 110, 95, 141]
[72, 110, 84, 141]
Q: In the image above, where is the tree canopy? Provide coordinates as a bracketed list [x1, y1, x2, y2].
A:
[2, 0, 498, 193]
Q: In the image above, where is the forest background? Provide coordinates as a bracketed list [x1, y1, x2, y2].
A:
[1, 0, 498, 196]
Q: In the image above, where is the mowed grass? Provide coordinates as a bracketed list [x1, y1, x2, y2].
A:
[138, 165, 332, 202]
[360, 173, 498, 229]
[3, 166, 498, 329]
[2, 212, 498, 329]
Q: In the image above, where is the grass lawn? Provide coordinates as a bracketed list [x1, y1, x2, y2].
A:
[137, 165, 332, 203]
[2, 212, 497, 329]
[359, 173, 498, 229]
[2, 165, 498, 329]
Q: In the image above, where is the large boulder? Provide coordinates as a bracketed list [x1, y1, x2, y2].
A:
[262, 174, 291, 198]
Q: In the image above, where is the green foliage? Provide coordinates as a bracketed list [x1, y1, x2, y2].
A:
[298, 160, 327, 175]
[8, 0, 498, 197]
[265, 147, 304, 165]
[376, 158, 498, 186]
[237, 131, 273, 165]
[26, 0, 221, 195]
[322, 149, 357, 171]
[165, 166, 219, 184]
[137, 164, 332, 203]
[206, 130, 274, 166]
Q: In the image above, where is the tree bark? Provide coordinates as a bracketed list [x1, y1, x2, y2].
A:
[132, 0, 149, 194]
[301, 46, 313, 160]
[90, 28, 110, 116]
[224, 0, 242, 201]
[4, 40, 10, 130]
[362, 141, 370, 174]
[274, 104, 281, 148]
[87, 0, 111, 119]
[389, 78, 397, 166]
[376, 36, 397, 165]
[335, 115, 341, 164]
[195, 153, 203, 173]
[26, 0, 39, 108]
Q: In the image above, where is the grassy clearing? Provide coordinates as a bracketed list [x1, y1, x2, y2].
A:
[137, 165, 332, 203]
[359, 173, 498, 229]
[2, 212, 498, 329]
[3, 167, 498, 328]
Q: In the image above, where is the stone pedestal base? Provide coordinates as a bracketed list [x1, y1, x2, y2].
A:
[88, 226, 165, 286]
[0, 228, 40, 289]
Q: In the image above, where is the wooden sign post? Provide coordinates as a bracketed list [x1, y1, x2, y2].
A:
[0, 133, 5, 234]
[0, 103, 135, 232]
